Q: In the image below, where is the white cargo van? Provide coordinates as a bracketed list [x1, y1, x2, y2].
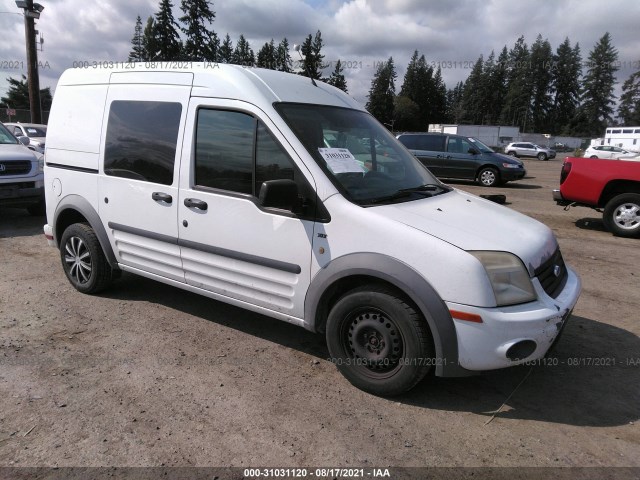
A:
[43, 64, 581, 395]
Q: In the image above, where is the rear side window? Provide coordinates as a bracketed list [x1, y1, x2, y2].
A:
[104, 101, 182, 185]
[418, 135, 445, 151]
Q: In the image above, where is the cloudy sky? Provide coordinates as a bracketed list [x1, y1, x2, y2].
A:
[1, 0, 639, 107]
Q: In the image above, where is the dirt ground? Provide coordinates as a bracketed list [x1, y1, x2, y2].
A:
[0, 156, 638, 475]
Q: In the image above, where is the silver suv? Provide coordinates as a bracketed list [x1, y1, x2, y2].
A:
[505, 142, 556, 161]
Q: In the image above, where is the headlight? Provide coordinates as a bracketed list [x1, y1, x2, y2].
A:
[469, 251, 537, 306]
[502, 163, 521, 169]
[38, 156, 44, 172]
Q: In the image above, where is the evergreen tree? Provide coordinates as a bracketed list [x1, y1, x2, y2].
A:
[326, 60, 348, 92]
[399, 51, 438, 129]
[366, 57, 396, 127]
[460, 56, 485, 124]
[142, 16, 158, 60]
[552, 38, 582, 134]
[179, 0, 217, 61]
[1, 75, 53, 111]
[219, 34, 233, 63]
[299, 31, 325, 80]
[578, 32, 619, 136]
[393, 96, 420, 131]
[232, 34, 254, 66]
[484, 47, 508, 125]
[276, 38, 292, 73]
[500, 36, 532, 131]
[529, 35, 554, 133]
[128, 16, 145, 62]
[432, 66, 447, 124]
[618, 71, 640, 125]
[444, 81, 464, 124]
[256, 40, 277, 69]
[154, 0, 182, 60]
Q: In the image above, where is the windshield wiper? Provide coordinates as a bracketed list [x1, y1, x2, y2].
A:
[365, 184, 450, 205]
[398, 184, 451, 194]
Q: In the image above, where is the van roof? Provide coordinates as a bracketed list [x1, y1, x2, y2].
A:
[57, 63, 363, 111]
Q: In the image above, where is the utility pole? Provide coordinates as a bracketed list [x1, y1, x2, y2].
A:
[16, 0, 44, 124]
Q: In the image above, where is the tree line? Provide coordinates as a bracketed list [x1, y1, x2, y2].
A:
[366, 32, 640, 138]
[127, 0, 347, 92]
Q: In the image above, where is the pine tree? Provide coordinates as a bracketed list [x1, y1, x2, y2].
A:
[276, 38, 292, 73]
[552, 38, 582, 134]
[142, 16, 158, 61]
[232, 34, 254, 66]
[256, 40, 277, 70]
[445, 81, 465, 123]
[327, 60, 347, 92]
[219, 34, 233, 63]
[179, 0, 217, 61]
[128, 16, 145, 62]
[1, 75, 53, 111]
[578, 32, 619, 136]
[529, 35, 554, 133]
[154, 0, 182, 61]
[299, 31, 324, 80]
[366, 57, 396, 127]
[399, 51, 439, 129]
[460, 56, 485, 124]
[484, 47, 508, 125]
[432, 67, 447, 124]
[618, 71, 640, 125]
[500, 36, 532, 131]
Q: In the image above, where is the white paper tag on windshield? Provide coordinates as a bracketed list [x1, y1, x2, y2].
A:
[318, 148, 365, 174]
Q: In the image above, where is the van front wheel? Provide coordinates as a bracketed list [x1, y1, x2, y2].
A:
[326, 286, 434, 396]
[477, 167, 499, 187]
[59, 223, 113, 294]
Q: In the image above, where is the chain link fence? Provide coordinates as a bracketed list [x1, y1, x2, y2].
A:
[0, 108, 49, 124]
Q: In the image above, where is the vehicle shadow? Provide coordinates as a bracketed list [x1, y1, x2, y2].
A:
[575, 217, 608, 233]
[0, 207, 44, 238]
[101, 275, 639, 428]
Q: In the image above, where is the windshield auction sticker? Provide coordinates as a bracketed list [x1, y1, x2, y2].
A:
[318, 148, 365, 174]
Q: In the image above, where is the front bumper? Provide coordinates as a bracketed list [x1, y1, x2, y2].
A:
[502, 168, 527, 181]
[446, 265, 581, 371]
[0, 181, 44, 207]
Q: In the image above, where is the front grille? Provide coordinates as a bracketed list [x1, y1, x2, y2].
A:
[534, 248, 568, 298]
[0, 160, 32, 176]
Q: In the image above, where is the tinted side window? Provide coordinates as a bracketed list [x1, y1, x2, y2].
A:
[418, 135, 445, 151]
[398, 135, 419, 150]
[195, 109, 255, 194]
[104, 101, 181, 185]
[255, 121, 296, 193]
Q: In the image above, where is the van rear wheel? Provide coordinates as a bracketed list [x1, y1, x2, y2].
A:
[59, 223, 113, 294]
[326, 285, 434, 396]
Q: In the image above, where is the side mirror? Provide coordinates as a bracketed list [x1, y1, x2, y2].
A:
[17, 136, 30, 146]
[258, 179, 299, 211]
[468, 147, 480, 155]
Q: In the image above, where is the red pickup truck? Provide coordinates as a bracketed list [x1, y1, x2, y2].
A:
[553, 156, 640, 237]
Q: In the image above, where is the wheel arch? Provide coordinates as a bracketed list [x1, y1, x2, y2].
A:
[304, 253, 470, 377]
[599, 180, 640, 207]
[53, 195, 118, 269]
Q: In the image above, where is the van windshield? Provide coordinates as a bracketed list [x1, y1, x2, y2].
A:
[468, 137, 494, 153]
[276, 103, 450, 206]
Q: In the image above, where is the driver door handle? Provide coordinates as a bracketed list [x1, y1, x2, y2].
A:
[152, 192, 173, 204]
[184, 198, 208, 211]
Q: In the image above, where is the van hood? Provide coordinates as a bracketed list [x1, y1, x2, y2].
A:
[375, 189, 557, 274]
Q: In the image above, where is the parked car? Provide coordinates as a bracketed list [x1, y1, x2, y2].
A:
[553, 156, 640, 237]
[583, 145, 631, 159]
[396, 132, 526, 187]
[0, 121, 45, 215]
[504, 142, 556, 161]
[43, 65, 580, 396]
[4, 122, 47, 154]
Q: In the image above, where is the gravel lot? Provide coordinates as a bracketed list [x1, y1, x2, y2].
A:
[0, 156, 638, 475]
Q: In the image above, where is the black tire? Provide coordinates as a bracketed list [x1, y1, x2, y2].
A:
[326, 285, 434, 396]
[589, 155, 598, 159]
[603, 193, 640, 238]
[537, 152, 548, 161]
[507, 151, 517, 157]
[27, 200, 46, 216]
[59, 223, 113, 293]
[477, 167, 499, 187]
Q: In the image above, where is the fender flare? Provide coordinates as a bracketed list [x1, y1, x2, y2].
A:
[304, 253, 470, 377]
[53, 194, 118, 269]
